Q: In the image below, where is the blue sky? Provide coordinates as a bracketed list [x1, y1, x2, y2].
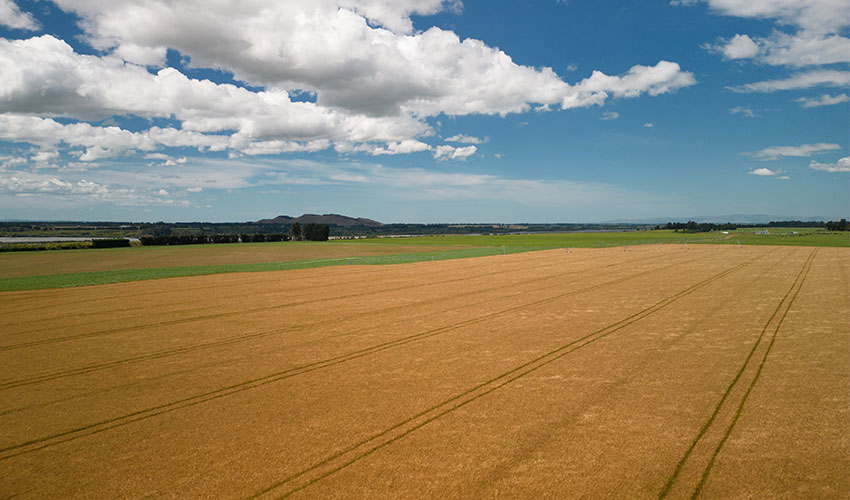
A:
[0, 0, 847, 222]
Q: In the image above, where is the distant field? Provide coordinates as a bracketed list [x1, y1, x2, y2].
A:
[701, 227, 850, 247]
[0, 228, 846, 291]
[347, 228, 849, 248]
[0, 247, 539, 292]
[0, 241, 483, 280]
[1, 245, 847, 498]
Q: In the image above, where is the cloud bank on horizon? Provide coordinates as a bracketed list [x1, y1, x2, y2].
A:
[0, 0, 846, 221]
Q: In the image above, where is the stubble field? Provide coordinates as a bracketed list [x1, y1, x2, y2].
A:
[1, 244, 847, 498]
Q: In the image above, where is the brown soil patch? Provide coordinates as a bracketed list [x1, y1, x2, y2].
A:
[1, 245, 847, 499]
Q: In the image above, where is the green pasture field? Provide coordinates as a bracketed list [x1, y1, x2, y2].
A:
[703, 227, 850, 247]
[349, 230, 722, 247]
[345, 228, 848, 248]
[0, 228, 846, 291]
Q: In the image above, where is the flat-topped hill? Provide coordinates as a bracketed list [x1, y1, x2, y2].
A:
[257, 214, 383, 227]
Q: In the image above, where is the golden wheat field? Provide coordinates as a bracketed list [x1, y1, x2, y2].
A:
[1, 244, 847, 499]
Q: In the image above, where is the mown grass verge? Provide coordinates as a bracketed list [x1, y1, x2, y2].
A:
[0, 246, 542, 292]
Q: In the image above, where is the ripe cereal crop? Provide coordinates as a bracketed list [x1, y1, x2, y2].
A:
[0, 245, 847, 498]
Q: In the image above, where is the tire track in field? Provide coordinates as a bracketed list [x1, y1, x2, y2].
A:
[0, 262, 390, 315]
[691, 250, 817, 497]
[248, 251, 771, 499]
[1, 259, 559, 349]
[657, 248, 817, 500]
[1, 249, 574, 340]
[0, 254, 455, 316]
[0, 250, 737, 460]
[0, 250, 677, 390]
[0, 249, 592, 335]
[0, 254, 514, 331]
[466, 248, 793, 494]
[0, 249, 673, 350]
[0, 251, 543, 325]
[0, 248, 562, 315]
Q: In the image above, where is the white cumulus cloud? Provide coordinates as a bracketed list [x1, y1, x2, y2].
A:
[0, 0, 697, 177]
[370, 139, 432, 155]
[563, 61, 695, 108]
[445, 134, 486, 144]
[710, 32, 850, 67]
[748, 167, 781, 176]
[31, 151, 60, 164]
[718, 34, 760, 59]
[685, 0, 849, 104]
[44, 1, 570, 118]
[809, 157, 850, 173]
[690, 0, 848, 33]
[0, 36, 428, 145]
[0, 114, 229, 161]
[43, 1, 695, 119]
[757, 32, 850, 67]
[434, 144, 477, 161]
[0, 0, 39, 30]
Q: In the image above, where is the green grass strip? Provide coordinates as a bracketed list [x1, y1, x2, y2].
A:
[0, 246, 543, 292]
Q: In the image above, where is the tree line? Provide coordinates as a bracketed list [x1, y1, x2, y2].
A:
[91, 238, 131, 248]
[0, 221, 664, 239]
[139, 223, 330, 246]
[826, 219, 849, 231]
[140, 233, 288, 246]
[662, 221, 738, 232]
[766, 220, 825, 227]
[661, 220, 833, 233]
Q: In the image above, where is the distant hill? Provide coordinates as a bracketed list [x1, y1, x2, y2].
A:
[257, 214, 383, 227]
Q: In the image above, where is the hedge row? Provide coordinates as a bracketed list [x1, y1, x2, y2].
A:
[0, 241, 92, 252]
[139, 233, 290, 246]
[91, 238, 131, 248]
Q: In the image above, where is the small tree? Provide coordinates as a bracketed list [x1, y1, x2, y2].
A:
[317, 224, 329, 241]
[301, 224, 329, 241]
[290, 222, 302, 241]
